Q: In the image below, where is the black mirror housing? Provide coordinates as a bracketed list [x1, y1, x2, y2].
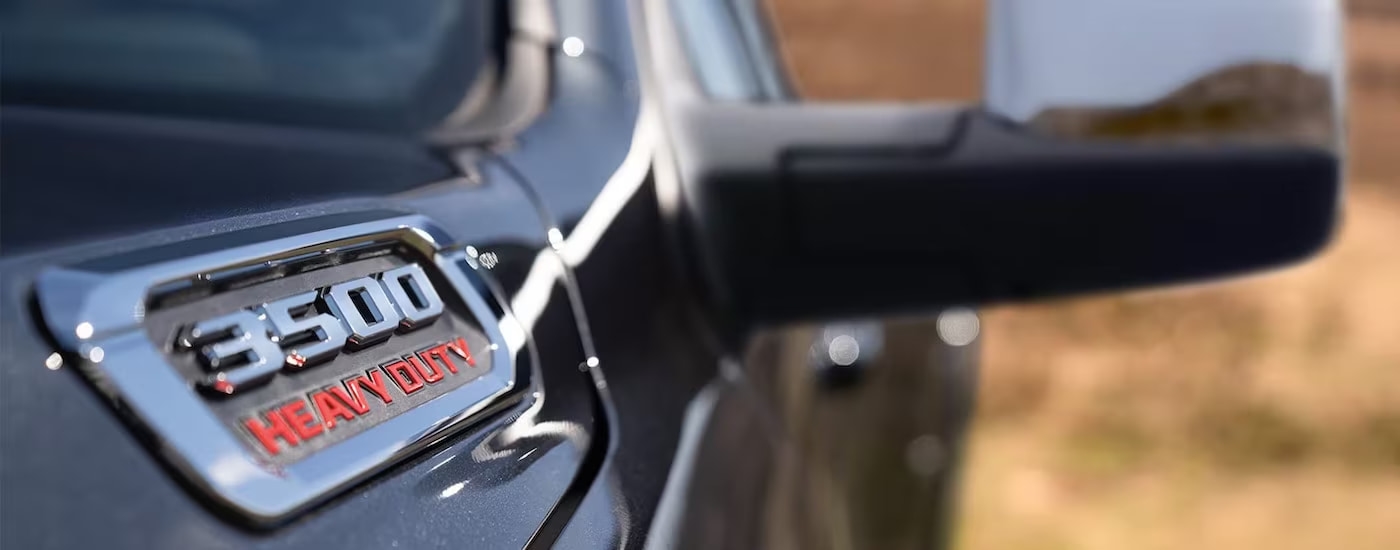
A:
[644, 0, 1344, 330]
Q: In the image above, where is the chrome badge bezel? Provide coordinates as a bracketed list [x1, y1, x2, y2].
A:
[34, 214, 524, 523]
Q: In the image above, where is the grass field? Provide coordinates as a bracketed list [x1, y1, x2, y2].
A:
[767, 1, 1400, 548]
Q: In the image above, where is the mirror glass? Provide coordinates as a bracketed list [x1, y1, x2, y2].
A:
[985, 0, 1344, 148]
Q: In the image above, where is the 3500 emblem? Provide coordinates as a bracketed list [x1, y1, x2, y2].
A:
[181, 263, 447, 395]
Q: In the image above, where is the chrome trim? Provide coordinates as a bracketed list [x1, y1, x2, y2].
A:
[34, 215, 523, 523]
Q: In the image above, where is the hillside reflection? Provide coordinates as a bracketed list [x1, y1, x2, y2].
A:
[1029, 62, 1335, 147]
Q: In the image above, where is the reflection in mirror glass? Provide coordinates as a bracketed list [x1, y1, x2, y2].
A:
[987, 0, 1343, 147]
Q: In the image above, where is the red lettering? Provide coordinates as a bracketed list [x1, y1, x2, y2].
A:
[279, 400, 323, 441]
[447, 337, 476, 367]
[349, 370, 394, 406]
[312, 390, 357, 429]
[408, 354, 444, 383]
[418, 343, 460, 376]
[244, 410, 298, 456]
[327, 387, 365, 417]
[384, 360, 424, 394]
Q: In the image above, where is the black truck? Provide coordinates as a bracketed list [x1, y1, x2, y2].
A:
[0, 0, 1343, 548]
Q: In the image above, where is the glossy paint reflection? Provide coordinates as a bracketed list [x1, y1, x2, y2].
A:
[415, 390, 589, 503]
[697, 318, 977, 550]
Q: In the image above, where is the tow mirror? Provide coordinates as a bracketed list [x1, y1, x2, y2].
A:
[643, 0, 1344, 329]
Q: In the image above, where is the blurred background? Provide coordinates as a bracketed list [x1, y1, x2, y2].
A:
[765, 1, 1400, 549]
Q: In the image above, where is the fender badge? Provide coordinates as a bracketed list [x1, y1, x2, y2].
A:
[34, 215, 524, 523]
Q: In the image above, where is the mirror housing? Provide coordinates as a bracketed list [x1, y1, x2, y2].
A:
[642, 0, 1344, 330]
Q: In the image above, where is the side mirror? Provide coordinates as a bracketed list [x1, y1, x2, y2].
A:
[643, 0, 1344, 330]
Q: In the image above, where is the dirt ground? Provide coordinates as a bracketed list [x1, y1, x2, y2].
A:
[767, 1, 1400, 549]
